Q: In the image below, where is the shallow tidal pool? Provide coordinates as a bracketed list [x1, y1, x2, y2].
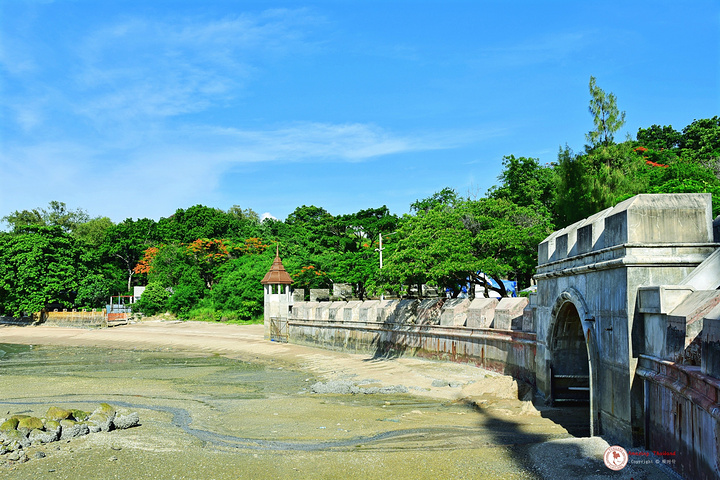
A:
[0, 343, 570, 479]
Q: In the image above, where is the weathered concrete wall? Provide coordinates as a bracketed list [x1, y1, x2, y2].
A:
[288, 299, 537, 385]
[535, 193, 718, 445]
[636, 354, 720, 480]
[42, 309, 107, 328]
[0, 316, 35, 326]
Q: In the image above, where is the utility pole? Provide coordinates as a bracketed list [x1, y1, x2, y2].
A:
[377, 233, 384, 300]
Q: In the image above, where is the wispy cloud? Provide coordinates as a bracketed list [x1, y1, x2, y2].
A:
[1, 9, 324, 132]
[0, 120, 495, 220]
[474, 31, 594, 69]
[71, 11, 321, 122]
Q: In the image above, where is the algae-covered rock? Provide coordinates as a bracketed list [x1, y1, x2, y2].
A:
[89, 404, 116, 432]
[29, 428, 58, 444]
[1, 428, 30, 449]
[46, 406, 72, 421]
[70, 409, 90, 422]
[0, 418, 19, 432]
[17, 417, 43, 431]
[97, 403, 115, 416]
[43, 419, 61, 433]
[113, 412, 140, 430]
[60, 419, 89, 440]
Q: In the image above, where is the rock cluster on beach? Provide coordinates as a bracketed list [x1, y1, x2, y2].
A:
[310, 380, 409, 395]
[0, 403, 139, 464]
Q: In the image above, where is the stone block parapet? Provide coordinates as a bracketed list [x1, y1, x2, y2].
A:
[682, 248, 720, 291]
[439, 298, 470, 326]
[538, 193, 715, 268]
[327, 301, 347, 321]
[466, 298, 498, 328]
[642, 288, 720, 363]
[637, 285, 694, 315]
[358, 300, 380, 322]
[416, 298, 444, 325]
[492, 298, 529, 331]
[289, 297, 537, 333]
[342, 301, 363, 322]
[309, 289, 330, 301]
[292, 289, 305, 302]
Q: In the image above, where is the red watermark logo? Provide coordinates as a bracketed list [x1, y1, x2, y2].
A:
[604, 445, 629, 471]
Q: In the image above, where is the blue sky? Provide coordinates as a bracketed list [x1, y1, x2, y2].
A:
[1, 1, 718, 224]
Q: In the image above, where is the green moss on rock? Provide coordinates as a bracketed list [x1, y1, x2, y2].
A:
[0, 418, 19, 431]
[17, 416, 43, 430]
[46, 406, 72, 421]
[97, 403, 115, 415]
[59, 419, 77, 428]
[70, 409, 90, 421]
[44, 419, 61, 431]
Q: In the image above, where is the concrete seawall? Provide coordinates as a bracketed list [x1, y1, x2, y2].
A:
[636, 355, 720, 480]
[288, 318, 537, 386]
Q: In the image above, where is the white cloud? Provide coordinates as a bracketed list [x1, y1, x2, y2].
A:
[188, 122, 503, 164]
[261, 212, 277, 221]
[0, 119, 492, 221]
[68, 10, 321, 123]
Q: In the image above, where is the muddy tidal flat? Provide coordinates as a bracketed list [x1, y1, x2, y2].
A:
[0, 322, 681, 479]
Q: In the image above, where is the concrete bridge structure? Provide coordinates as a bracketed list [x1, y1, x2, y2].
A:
[263, 193, 720, 479]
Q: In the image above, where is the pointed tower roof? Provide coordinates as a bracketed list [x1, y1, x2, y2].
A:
[261, 245, 294, 285]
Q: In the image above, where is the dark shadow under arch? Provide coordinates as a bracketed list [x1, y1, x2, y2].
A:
[547, 290, 599, 437]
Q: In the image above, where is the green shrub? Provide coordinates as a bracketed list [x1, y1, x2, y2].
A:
[133, 282, 170, 316]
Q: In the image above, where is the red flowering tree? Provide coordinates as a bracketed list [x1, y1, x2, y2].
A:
[291, 265, 331, 290]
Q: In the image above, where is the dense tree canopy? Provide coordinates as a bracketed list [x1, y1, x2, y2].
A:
[0, 226, 86, 316]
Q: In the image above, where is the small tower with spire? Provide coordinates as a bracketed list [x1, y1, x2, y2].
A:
[260, 245, 294, 340]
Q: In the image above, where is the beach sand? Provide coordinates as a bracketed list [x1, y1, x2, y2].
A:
[0, 320, 681, 479]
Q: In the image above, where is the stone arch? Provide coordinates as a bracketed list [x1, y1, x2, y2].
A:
[547, 288, 600, 436]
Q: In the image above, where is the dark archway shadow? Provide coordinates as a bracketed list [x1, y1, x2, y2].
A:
[548, 301, 592, 437]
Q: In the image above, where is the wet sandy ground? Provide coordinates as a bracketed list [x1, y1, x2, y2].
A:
[0, 321, 682, 479]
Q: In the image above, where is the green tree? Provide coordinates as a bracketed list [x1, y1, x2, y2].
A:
[586, 76, 626, 149]
[133, 282, 170, 316]
[679, 117, 720, 178]
[330, 206, 399, 298]
[382, 205, 478, 296]
[156, 205, 247, 244]
[73, 216, 114, 246]
[0, 226, 86, 316]
[461, 198, 554, 290]
[636, 124, 682, 151]
[2, 201, 90, 234]
[99, 218, 158, 293]
[410, 187, 459, 213]
[210, 249, 275, 318]
[75, 273, 115, 308]
[489, 155, 558, 213]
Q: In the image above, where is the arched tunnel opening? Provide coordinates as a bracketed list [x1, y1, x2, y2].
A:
[550, 301, 591, 437]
